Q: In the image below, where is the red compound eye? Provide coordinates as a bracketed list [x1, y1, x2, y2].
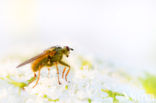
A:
[66, 46, 69, 51]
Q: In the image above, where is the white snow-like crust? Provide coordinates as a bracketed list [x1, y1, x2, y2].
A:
[0, 54, 155, 103]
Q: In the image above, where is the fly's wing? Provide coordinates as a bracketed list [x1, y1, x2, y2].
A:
[16, 47, 56, 68]
[16, 52, 47, 68]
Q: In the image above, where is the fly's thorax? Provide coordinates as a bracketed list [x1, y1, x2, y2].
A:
[50, 50, 63, 62]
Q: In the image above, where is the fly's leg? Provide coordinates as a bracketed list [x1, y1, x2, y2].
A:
[59, 61, 70, 82]
[33, 69, 41, 88]
[62, 67, 66, 78]
[28, 72, 36, 85]
[55, 62, 61, 85]
[65, 66, 70, 82]
[48, 68, 50, 78]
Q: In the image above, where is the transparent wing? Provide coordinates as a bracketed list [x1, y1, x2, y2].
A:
[16, 52, 47, 68]
[16, 47, 56, 68]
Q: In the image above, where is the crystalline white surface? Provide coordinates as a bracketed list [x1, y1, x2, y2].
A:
[0, 53, 155, 103]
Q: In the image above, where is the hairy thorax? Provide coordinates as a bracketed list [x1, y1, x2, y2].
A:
[31, 51, 63, 72]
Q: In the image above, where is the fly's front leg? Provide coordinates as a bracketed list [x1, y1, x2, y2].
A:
[65, 66, 70, 82]
[62, 67, 66, 78]
[59, 61, 70, 82]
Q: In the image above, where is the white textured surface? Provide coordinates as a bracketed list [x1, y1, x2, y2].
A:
[0, 53, 155, 103]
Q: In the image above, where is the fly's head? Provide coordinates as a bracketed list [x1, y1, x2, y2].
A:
[63, 46, 74, 57]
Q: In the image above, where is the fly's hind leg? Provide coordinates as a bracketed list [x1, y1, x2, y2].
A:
[33, 69, 41, 88]
[55, 62, 61, 85]
[59, 61, 70, 82]
[28, 72, 37, 85]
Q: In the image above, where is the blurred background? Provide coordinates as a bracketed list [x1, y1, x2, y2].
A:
[0, 0, 156, 73]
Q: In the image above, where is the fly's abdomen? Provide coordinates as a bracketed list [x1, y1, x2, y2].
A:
[31, 56, 48, 72]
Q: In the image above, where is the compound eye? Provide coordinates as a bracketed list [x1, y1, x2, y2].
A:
[66, 46, 69, 51]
